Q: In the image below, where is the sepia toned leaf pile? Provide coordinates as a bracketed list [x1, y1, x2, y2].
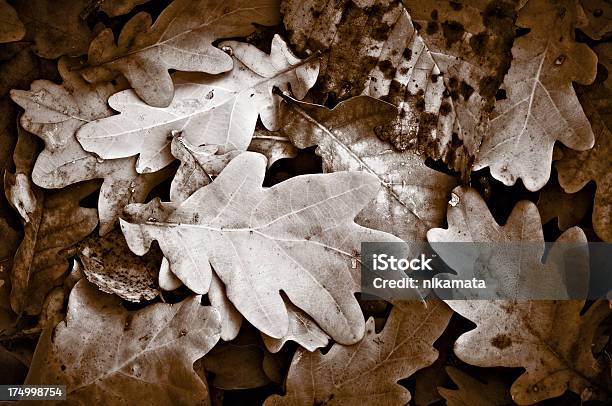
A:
[0, 0, 610, 405]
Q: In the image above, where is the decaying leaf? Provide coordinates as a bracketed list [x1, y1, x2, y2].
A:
[10, 181, 98, 316]
[13, 0, 92, 58]
[4, 126, 39, 224]
[208, 272, 242, 341]
[120, 151, 404, 344]
[402, 0, 520, 170]
[438, 367, 513, 406]
[78, 229, 160, 302]
[427, 186, 589, 299]
[0, 0, 25, 44]
[557, 71, 611, 241]
[537, 178, 592, 231]
[279, 95, 457, 241]
[474, 0, 597, 191]
[428, 187, 610, 403]
[26, 280, 222, 405]
[265, 300, 452, 406]
[77, 35, 319, 173]
[81, 0, 281, 107]
[11, 58, 170, 235]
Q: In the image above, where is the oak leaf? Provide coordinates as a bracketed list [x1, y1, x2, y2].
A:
[10, 181, 98, 316]
[264, 300, 452, 406]
[557, 69, 611, 241]
[11, 58, 170, 235]
[80, 0, 281, 107]
[13, 0, 92, 58]
[580, 0, 612, 40]
[537, 179, 591, 231]
[278, 95, 457, 241]
[77, 35, 319, 173]
[120, 151, 404, 344]
[428, 187, 609, 403]
[26, 280, 221, 405]
[474, 0, 597, 191]
[427, 186, 589, 300]
[438, 367, 513, 406]
[0, 0, 25, 44]
[96, 0, 151, 17]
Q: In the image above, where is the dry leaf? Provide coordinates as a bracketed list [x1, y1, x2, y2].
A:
[77, 35, 319, 173]
[264, 300, 452, 406]
[13, 0, 92, 58]
[10, 181, 98, 316]
[170, 137, 241, 204]
[96, 0, 151, 17]
[428, 187, 610, 403]
[4, 126, 39, 223]
[81, 0, 281, 107]
[120, 151, 404, 344]
[261, 299, 329, 353]
[78, 229, 160, 302]
[249, 128, 298, 169]
[26, 279, 222, 405]
[537, 179, 591, 231]
[557, 70, 611, 241]
[200, 324, 273, 390]
[475, 0, 597, 191]
[438, 366, 513, 406]
[208, 272, 242, 341]
[279, 95, 457, 241]
[580, 0, 612, 40]
[0, 0, 25, 44]
[427, 186, 589, 299]
[11, 57, 170, 235]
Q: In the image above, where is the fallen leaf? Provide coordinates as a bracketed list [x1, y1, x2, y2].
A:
[10, 181, 98, 316]
[4, 126, 39, 223]
[11, 57, 170, 235]
[537, 178, 592, 231]
[278, 95, 457, 241]
[26, 279, 222, 405]
[427, 186, 589, 299]
[428, 187, 609, 403]
[249, 128, 298, 169]
[77, 35, 319, 173]
[557, 67, 611, 241]
[595, 43, 612, 89]
[80, 0, 281, 107]
[208, 272, 242, 341]
[200, 323, 273, 390]
[96, 0, 151, 17]
[78, 229, 160, 302]
[261, 299, 329, 353]
[402, 0, 520, 170]
[474, 0, 597, 191]
[438, 366, 513, 406]
[580, 0, 612, 40]
[0, 0, 25, 44]
[13, 0, 92, 58]
[264, 300, 452, 406]
[170, 136, 241, 204]
[120, 151, 404, 344]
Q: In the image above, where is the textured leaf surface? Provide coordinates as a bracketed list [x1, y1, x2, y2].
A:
[279, 95, 457, 241]
[475, 0, 597, 191]
[77, 36, 318, 173]
[26, 280, 221, 405]
[438, 367, 513, 406]
[11, 58, 170, 235]
[81, 0, 281, 106]
[120, 151, 403, 344]
[265, 300, 452, 406]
